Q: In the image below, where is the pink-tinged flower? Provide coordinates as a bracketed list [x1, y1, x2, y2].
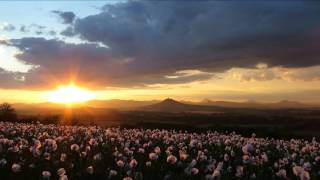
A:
[93, 153, 102, 161]
[34, 140, 41, 149]
[81, 151, 87, 157]
[59, 175, 68, 180]
[242, 144, 253, 154]
[109, 170, 117, 176]
[44, 152, 51, 160]
[212, 170, 220, 177]
[129, 159, 138, 168]
[303, 162, 311, 171]
[235, 166, 243, 177]
[301, 146, 310, 153]
[293, 166, 303, 176]
[149, 152, 158, 161]
[12, 163, 21, 173]
[224, 139, 231, 145]
[300, 171, 310, 180]
[88, 138, 96, 146]
[138, 148, 145, 154]
[191, 168, 199, 175]
[86, 145, 91, 152]
[276, 169, 287, 178]
[154, 146, 161, 154]
[242, 155, 250, 163]
[42, 171, 51, 178]
[145, 161, 152, 167]
[60, 153, 67, 162]
[70, 144, 80, 151]
[180, 153, 188, 161]
[167, 155, 177, 164]
[86, 166, 94, 174]
[224, 154, 229, 161]
[57, 168, 66, 177]
[117, 160, 125, 167]
[261, 153, 268, 163]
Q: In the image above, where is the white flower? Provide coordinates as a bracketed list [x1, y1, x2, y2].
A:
[261, 152, 268, 162]
[57, 168, 66, 177]
[149, 152, 158, 161]
[242, 144, 254, 154]
[117, 160, 125, 167]
[235, 166, 243, 177]
[180, 153, 188, 161]
[70, 144, 80, 151]
[191, 168, 199, 175]
[60, 153, 67, 162]
[59, 175, 68, 180]
[129, 159, 138, 168]
[276, 169, 287, 178]
[154, 146, 161, 154]
[146, 161, 152, 167]
[87, 166, 94, 174]
[138, 148, 145, 153]
[224, 154, 229, 161]
[0, 158, 7, 166]
[109, 170, 117, 176]
[293, 166, 303, 176]
[42, 171, 51, 178]
[12, 163, 21, 173]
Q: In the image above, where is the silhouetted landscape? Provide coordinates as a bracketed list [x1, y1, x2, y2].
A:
[6, 98, 319, 139]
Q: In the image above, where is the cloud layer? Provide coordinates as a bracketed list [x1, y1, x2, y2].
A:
[1, 1, 320, 89]
[52, 10, 76, 24]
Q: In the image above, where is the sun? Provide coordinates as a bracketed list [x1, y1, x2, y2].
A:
[47, 83, 95, 104]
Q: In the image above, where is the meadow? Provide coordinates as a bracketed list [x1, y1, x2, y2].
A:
[0, 121, 319, 180]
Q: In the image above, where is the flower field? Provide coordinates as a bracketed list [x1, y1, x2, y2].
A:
[0, 121, 319, 180]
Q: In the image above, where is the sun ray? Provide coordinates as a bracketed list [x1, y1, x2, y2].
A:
[47, 83, 95, 104]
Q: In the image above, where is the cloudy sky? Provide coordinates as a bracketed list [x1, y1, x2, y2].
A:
[0, 1, 320, 103]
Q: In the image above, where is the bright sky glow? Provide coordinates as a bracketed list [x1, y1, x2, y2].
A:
[0, 1, 319, 104]
[47, 83, 95, 104]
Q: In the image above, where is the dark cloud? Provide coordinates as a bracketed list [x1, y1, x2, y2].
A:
[1, 37, 215, 89]
[26, 24, 47, 35]
[60, 26, 75, 36]
[2, 1, 320, 89]
[19, 24, 58, 36]
[35, 31, 43, 35]
[20, 25, 27, 33]
[0, 68, 25, 88]
[52, 10, 76, 24]
[70, 1, 320, 70]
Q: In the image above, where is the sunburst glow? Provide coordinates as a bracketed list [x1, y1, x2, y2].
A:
[47, 84, 95, 103]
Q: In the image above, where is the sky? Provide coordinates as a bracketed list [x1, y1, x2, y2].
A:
[0, 1, 319, 103]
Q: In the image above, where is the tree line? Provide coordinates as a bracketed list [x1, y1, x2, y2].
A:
[0, 103, 17, 121]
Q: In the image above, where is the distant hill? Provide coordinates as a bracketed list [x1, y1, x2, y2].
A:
[87, 99, 158, 109]
[141, 98, 224, 113]
[199, 99, 317, 109]
[10, 98, 319, 115]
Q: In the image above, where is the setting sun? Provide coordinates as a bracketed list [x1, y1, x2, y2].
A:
[47, 84, 95, 104]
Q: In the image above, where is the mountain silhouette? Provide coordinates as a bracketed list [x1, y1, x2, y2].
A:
[200, 99, 313, 109]
[141, 98, 224, 112]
